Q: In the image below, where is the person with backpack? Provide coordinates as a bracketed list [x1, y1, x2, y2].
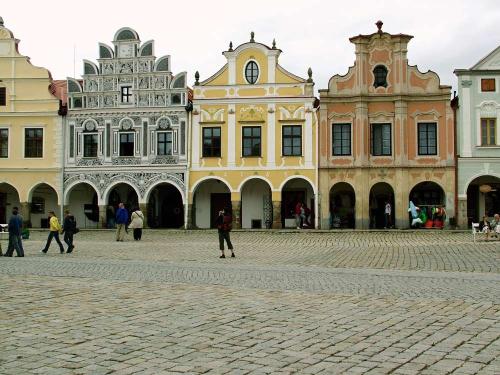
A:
[215, 207, 235, 259]
[128, 207, 144, 241]
[62, 209, 78, 253]
[41, 211, 64, 254]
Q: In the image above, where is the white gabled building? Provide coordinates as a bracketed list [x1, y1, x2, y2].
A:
[65, 27, 191, 229]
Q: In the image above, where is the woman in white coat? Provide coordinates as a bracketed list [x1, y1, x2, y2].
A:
[128, 208, 144, 241]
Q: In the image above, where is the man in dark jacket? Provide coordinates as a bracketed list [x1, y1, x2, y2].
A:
[4, 207, 24, 257]
[62, 210, 77, 253]
[115, 203, 128, 241]
[215, 208, 235, 258]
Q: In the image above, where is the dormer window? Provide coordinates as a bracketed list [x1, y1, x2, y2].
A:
[373, 65, 388, 88]
[245, 61, 259, 84]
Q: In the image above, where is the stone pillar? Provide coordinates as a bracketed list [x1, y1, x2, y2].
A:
[457, 198, 468, 229]
[272, 201, 282, 229]
[231, 200, 241, 229]
[139, 203, 148, 228]
[98, 205, 107, 229]
[19, 202, 31, 227]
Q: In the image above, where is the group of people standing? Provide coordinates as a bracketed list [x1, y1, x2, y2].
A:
[115, 202, 145, 241]
[294, 202, 312, 229]
[480, 213, 500, 240]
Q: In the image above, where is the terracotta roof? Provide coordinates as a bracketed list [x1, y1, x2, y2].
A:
[51, 80, 68, 105]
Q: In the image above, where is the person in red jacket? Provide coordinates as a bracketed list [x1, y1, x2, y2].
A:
[215, 208, 235, 258]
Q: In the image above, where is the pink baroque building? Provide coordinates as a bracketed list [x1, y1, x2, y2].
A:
[318, 21, 455, 229]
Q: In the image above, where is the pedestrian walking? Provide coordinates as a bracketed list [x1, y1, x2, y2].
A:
[295, 202, 303, 229]
[41, 211, 64, 254]
[62, 210, 77, 253]
[384, 201, 392, 229]
[128, 207, 144, 241]
[215, 208, 235, 258]
[4, 207, 24, 257]
[115, 202, 128, 242]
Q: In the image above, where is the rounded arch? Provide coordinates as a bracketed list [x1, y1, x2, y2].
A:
[64, 180, 100, 205]
[369, 181, 395, 229]
[155, 116, 172, 129]
[28, 182, 61, 204]
[409, 181, 446, 206]
[82, 118, 98, 131]
[171, 72, 186, 89]
[102, 181, 141, 204]
[114, 27, 139, 41]
[118, 117, 135, 130]
[0, 181, 21, 200]
[191, 176, 233, 194]
[237, 176, 273, 193]
[139, 40, 154, 56]
[329, 182, 356, 229]
[144, 180, 185, 204]
[99, 43, 114, 59]
[279, 175, 317, 194]
[83, 60, 99, 75]
[462, 172, 500, 197]
[154, 56, 170, 72]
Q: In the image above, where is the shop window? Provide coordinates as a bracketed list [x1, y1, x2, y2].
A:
[242, 126, 261, 157]
[282, 125, 302, 156]
[371, 123, 391, 156]
[418, 123, 437, 155]
[373, 65, 388, 88]
[481, 79, 495, 92]
[202, 127, 221, 157]
[332, 123, 351, 156]
[481, 118, 496, 146]
[25, 128, 43, 158]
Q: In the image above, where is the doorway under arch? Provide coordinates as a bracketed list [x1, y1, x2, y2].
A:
[192, 179, 231, 229]
[281, 177, 315, 229]
[465, 175, 500, 224]
[369, 182, 394, 229]
[329, 182, 355, 229]
[240, 178, 272, 229]
[106, 183, 139, 228]
[66, 183, 99, 228]
[147, 183, 184, 228]
[29, 183, 60, 228]
[0, 183, 21, 223]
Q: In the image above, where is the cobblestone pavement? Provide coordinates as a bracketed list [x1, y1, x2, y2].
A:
[0, 231, 499, 374]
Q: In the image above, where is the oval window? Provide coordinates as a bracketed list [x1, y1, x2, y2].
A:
[245, 61, 259, 84]
[373, 65, 388, 88]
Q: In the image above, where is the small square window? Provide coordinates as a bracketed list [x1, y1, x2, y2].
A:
[481, 79, 495, 92]
[121, 86, 132, 103]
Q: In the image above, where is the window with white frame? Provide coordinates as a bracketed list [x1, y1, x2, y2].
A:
[481, 118, 497, 146]
[119, 132, 135, 156]
[83, 134, 98, 157]
[121, 86, 132, 103]
[157, 132, 173, 155]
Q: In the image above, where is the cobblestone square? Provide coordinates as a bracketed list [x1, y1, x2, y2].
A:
[0, 230, 499, 374]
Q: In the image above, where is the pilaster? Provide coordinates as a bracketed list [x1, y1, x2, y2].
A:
[231, 200, 241, 229]
[272, 201, 282, 229]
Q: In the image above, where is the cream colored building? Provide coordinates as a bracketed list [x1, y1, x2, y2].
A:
[0, 17, 63, 227]
[189, 33, 318, 229]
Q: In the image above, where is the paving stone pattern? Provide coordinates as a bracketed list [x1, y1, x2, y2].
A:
[0, 231, 498, 374]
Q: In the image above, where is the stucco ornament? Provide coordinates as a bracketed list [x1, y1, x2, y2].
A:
[120, 118, 134, 130]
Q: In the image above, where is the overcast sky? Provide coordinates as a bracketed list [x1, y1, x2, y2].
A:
[2, 0, 499, 94]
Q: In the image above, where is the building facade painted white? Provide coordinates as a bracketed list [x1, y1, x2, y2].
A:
[65, 27, 191, 228]
[455, 45, 500, 227]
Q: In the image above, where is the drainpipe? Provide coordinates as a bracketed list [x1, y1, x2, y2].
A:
[313, 97, 320, 229]
[59, 100, 67, 222]
[451, 92, 459, 228]
[184, 99, 193, 229]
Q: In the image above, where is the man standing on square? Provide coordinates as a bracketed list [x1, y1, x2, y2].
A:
[4, 207, 24, 257]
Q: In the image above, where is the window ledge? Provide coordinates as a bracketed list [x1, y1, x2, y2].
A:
[476, 145, 500, 148]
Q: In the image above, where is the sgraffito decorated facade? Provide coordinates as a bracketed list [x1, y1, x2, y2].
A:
[189, 33, 318, 229]
[0, 17, 63, 228]
[65, 27, 190, 228]
[318, 22, 455, 229]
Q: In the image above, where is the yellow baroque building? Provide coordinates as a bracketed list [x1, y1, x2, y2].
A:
[189, 33, 318, 229]
[0, 18, 63, 227]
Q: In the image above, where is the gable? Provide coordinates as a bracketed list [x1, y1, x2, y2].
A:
[471, 45, 500, 70]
